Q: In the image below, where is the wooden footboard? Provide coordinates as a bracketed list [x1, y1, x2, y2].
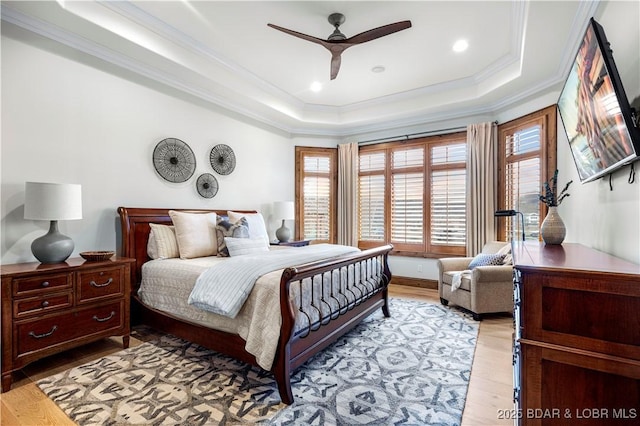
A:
[117, 207, 392, 404]
[274, 245, 392, 403]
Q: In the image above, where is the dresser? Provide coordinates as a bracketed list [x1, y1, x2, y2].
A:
[1, 257, 134, 392]
[512, 242, 640, 425]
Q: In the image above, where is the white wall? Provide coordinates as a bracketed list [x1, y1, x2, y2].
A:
[0, 36, 338, 264]
[558, 0, 640, 265]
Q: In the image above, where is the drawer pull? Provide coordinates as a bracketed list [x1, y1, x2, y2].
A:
[90, 278, 113, 288]
[28, 325, 58, 339]
[41, 281, 50, 287]
[93, 311, 116, 322]
[42, 301, 50, 308]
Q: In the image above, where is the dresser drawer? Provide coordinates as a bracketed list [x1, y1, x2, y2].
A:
[77, 267, 123, 303]
[13, 292, 73, 318]
[15, 301, 124, 356]
[13, 273, 72, 297]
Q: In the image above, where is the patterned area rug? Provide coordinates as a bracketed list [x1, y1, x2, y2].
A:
[37, 298, 479, 425]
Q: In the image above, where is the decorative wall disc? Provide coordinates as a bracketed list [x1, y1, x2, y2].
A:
[209, 144, 236, 175]
[153, 138, 196, 183]
[196, 173, 219, 198]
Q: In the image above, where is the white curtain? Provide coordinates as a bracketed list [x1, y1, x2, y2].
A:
[337, 142, 358, 246]
[466, 122, 498, 255]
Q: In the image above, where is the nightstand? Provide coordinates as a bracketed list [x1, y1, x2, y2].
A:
[270, 240, 310, 247]
[0, 256, 134, 392]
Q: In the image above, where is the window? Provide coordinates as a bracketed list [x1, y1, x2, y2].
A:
[359, 151, 386, 242]
[497, 105, 557, 241]
[358, 133, 467, 256]
[429, 143, 467, 252]
[295, 147, 337, 243]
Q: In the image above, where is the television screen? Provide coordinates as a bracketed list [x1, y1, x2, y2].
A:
[557, 18, 640, 183]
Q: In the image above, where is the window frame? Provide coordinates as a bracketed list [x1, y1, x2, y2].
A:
[497, 105, 557, 242]
[294, 146, 338, 244]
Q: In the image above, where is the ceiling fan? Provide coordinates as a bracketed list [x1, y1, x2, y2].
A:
[268, 13, 412, 80]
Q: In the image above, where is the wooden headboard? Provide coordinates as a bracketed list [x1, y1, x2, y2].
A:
[117, 207, 257, 289]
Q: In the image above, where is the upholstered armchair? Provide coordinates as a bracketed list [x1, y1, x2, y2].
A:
[437, 241, 513, 321]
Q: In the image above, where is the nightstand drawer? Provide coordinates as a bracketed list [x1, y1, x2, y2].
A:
[13, 273, 72, 297]
[77, 267, 123, 303]
[14, 292, 73, 318]
[15, 301, 124, 356]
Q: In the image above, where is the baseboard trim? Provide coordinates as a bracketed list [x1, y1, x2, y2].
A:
[391, 276, 438, 290]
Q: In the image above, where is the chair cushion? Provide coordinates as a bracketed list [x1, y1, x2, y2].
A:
[442, 271, 472, 291]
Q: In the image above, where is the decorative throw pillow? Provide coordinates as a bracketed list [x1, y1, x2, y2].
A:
[216, 217, 250, 257]
[147, 223, 179, 259]
[168, 210, 218, 259]
[468, 253, 507, 269]
[495, 243, 513, 265]
[227, 211, 270, 246]
[224, 237, 270, 257]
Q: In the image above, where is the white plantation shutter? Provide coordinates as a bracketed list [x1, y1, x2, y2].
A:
[359, 151, 385, 242]
[430, 143, 467, 249]
[391, 148, 424, 246]
[303, 174, 331, 240]
[359, 175, 385, 241]
[431, 170, 466, 246]
[295, 147, 336, 243]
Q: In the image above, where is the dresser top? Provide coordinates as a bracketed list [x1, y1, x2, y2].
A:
[0, 257, 135, 277]
[512, 242, 640, 276]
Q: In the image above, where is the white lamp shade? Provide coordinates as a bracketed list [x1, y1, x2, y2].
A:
[24, 182, 83, 220]
[273, 201, 295, 220]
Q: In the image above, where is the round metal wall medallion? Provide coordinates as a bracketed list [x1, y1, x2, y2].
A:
[152, 138, 196, 183]
[209, 144, 236, 175]
[196, 173, 219, 198]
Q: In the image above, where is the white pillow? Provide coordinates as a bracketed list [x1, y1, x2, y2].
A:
[495, 243, 513, 265]
[168, 210, 218, 259]
[228, 211, 270, 244]
[147, 223, 179, 259]
[224, 237, 270, 256]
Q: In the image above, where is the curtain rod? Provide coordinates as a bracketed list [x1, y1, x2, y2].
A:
[357, 121, 498, 146]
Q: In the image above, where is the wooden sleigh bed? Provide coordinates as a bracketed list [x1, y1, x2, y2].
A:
[118, 207, 393, 404]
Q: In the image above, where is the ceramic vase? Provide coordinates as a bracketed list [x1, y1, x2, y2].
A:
[540, 206, 566, 245]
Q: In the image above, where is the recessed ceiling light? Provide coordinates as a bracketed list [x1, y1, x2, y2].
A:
[371, 65, 386, 73]
[453, 39, 468, 53]
[310, 81, 322, 92]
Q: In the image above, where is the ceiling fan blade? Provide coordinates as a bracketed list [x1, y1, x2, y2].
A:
[267, 23, 329, 48]
[330, 53, 342, 80]
[346, 20, 412, 45]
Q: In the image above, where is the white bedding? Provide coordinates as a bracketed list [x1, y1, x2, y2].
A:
[138, 245, 362, 370]
[140, 255, 283, 370]
[189, 244, 359, 318]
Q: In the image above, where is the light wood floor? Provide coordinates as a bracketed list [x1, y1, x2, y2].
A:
[0, 285, 514, 425]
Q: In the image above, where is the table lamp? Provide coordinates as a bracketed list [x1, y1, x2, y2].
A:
[273, 201, 295, 243]
[24, 182, 83, 263]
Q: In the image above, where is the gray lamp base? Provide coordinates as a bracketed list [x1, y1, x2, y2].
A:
[31, 220, 74, 263]
[276, 219, 291, 243]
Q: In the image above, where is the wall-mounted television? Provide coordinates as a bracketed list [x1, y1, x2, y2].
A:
[557, 17, 640, 183]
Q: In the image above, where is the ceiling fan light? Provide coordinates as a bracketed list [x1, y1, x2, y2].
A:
[453, 39, 469, 52]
